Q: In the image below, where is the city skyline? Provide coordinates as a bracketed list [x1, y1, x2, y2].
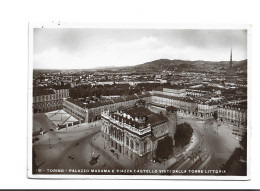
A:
[33, 29, 247, 69]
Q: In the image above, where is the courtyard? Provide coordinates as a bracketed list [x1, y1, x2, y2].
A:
[45, 110, 79, 126]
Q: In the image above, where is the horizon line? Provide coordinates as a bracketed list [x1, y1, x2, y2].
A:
[33, 58, 247, 70]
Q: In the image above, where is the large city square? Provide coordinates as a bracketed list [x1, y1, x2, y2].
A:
[32, 104, 242, 175]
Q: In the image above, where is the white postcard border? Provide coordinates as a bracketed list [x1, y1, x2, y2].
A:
[27, 22, 251, 180]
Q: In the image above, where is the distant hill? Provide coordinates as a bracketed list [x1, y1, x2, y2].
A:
[34, 58, 247, 73]
[105, 58, 247, 72]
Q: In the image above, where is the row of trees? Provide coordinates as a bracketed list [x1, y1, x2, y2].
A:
[69, 84, 140, 99]
[69, 82, 179, 99]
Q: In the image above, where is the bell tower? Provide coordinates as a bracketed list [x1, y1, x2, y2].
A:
[166, 106, 178, 146]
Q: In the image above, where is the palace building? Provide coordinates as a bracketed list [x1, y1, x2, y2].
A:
[149, 91, 219, 119]
[100, 104, 177, 162]
[197, 103, 218, 118]
[33, 88, 69, 113]
[218, 101, 247, 137]
[63, 93, 151, 123]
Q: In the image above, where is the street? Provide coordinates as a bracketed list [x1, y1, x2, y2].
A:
[33, 114, 103, 172]
[33, 111, 240, 174]
[168, 116, 240, 173]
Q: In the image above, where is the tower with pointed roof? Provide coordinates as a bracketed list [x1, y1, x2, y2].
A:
[227, 48, 235, 76]
[229, 48, 233, 68]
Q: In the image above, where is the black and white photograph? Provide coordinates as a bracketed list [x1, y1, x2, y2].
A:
[28, 24, 249, 179]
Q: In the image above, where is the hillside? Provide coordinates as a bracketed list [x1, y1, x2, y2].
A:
[118, 59, 248, 73]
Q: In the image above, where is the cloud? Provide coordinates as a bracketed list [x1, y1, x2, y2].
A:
[34, 36, 162, 69]
[34, 48, 85, 69]
[33, 29, 247, 69]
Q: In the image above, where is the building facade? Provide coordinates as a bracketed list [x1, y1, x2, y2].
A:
[150, 88, 220, 119]
[100, 105, 177, 162]
[63, 98, 87, 121]
[63, 93, 151, 123]
[33, 88, 69, 113]
[162, 88, 186, 97]
[197, 103, 218, 118]
[186, 89, 208, 97]
[218, 102, 247, 137]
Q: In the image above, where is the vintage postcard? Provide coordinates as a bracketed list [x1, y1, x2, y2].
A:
[28, 23, 250, 179]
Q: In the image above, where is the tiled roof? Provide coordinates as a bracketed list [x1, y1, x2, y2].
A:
[33, 89, 55, 96]
[111, 113, 143, 129]
[152, 93, 195, 103]
[125, 107, 152, 118]
[117, 105, 127, 111]
[136, 99, 146, 103]
[66, 98, 85, 108]
[111, 97, 125, 103]
[111, 110, 168, 129]
[66, 93, 150, 110]
[86, 100, 114, 109]
[123, 94, 139, 101]
[146, 113, 168, 126]
[138, 92, 151, 98]
[166, 106, 178, 111]
[51, 86, 70, 90]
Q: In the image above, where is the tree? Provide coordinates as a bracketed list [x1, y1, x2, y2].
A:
[174, 122, 193, 147]
[212, 111, 218, 121]
[155, 136, 174, 160]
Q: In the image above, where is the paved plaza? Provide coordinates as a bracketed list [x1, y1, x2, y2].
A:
[174, 116, 240, 172]
[33, 113, 102, 172]
[32, 106, 241, 175]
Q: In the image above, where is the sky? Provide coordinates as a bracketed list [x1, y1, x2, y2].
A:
[33, 28, 247, 69]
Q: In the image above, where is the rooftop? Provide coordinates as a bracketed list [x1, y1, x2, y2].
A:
[86, 100, 114, 109]
[33, 86, 69, 96]
[66, 98, 85, 108]
[110, 107, 168, 129]
[222, 102, 247, 110]
[33, 89, 55, 96]
[111, 97, 125, 103]
[66, 93, 150, 109]
[166, 106, 178, 111]
[125, 107, 152, 118]
[152, 93, 195, 103]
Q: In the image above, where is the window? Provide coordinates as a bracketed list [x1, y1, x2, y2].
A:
[144, 141, 147, 153]
[136, 142, 139, 151]
[130, 140, 133, 149]
[126, 137, 129, 146]
[161, 130, 164, 134]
